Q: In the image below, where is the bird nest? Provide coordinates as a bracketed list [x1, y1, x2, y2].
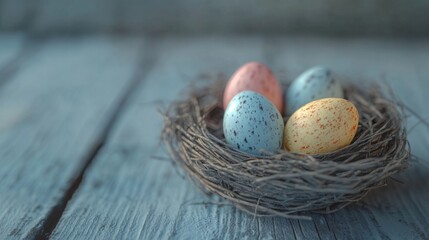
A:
[161, 81, 410, 219]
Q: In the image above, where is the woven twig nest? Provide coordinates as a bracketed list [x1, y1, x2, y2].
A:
[162, 80, 410, 219]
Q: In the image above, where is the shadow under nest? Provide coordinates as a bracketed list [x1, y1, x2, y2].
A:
[162, 81, 409, 220]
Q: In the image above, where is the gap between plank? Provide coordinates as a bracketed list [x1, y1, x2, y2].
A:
[30, 38, 157, 240]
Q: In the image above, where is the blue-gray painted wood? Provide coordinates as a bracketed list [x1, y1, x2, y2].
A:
[0, 33, 24, 68]
[1, 0, 429, 36]
[0, 33, 26, 135]
[51, 36, 429, 239]
[0, 36, 144, 239]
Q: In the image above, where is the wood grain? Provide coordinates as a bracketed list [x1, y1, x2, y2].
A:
[0, 36, 144, 239]
[49, 37, 429, 239]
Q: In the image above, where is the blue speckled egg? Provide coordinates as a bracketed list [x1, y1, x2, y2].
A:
[286, 67, 344, 116]
[223, 91, 284, 156]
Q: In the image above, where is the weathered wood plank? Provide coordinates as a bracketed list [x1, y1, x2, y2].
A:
[0, 33, 27, 132]
[52, 37, 429, 239]
[0, 36, 144, 239]
[0, 33, 25, 68]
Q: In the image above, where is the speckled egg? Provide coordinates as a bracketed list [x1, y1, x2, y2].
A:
[284, 98, 359, 154]
[286, 66, 344, 116]
[223, 62, 284, 114]
[223, 91, 284, 156]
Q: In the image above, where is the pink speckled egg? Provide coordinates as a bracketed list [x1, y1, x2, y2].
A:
[284, 98, 359, 154]
[223, 62, 284, 114]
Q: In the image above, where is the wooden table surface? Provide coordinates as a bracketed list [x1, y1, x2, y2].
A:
[0, 33, 428, 240]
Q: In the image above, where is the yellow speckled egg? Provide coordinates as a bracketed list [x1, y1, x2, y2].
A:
[284, 98, 359, 154]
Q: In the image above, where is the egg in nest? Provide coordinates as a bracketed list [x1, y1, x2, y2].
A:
[223, 91, 284, 156]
